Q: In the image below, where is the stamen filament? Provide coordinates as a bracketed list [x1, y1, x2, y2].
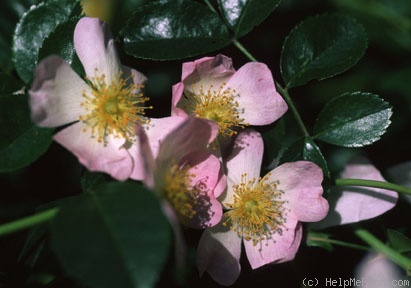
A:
[79, 68, 152, 145]
[224, 173, 287, 246]
[179, 83, 248, 137]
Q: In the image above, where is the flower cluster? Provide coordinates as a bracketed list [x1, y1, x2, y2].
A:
[29, 17, 332, 285]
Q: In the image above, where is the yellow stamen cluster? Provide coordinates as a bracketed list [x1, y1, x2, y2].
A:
[180, 83, 248, 137]
[163, 164, 199, 222]
[224, 173, 287, 246]
[79, 68, 152, 145]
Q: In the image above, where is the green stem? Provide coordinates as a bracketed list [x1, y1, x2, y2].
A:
[233, 40, 311, 137]
[308, 234, 369, 251]
[354, 227, 411, 275]
[335, 178, 411, 195]
[203, 0, 217, 14]
[275, 83, 310, 137]
[0, 208, 59, 237]
[232, 40, 258, 62]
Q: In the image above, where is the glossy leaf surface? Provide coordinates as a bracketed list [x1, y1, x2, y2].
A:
[0, 93, 53, 172]
[121, 0, 231, 60]
[51, 182, 171, 288]
[12, 0, 80, 83]
[217, 0, 281, 37]
[281, 14, 367, 88]
[313, 92, 392, 147]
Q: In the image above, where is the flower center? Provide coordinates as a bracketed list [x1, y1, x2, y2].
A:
[104, 98, 119, 114]
[180, 83, 248, 137]
[163, 164, 198, 222]
[224, 173, 287, 246]
[79, 68, 152, 145]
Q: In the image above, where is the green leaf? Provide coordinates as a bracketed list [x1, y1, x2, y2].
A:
[0, 70, 23, 93]
[387, 229, 411, 255]
[0, 93, 54, 172]
[325, 147, 362, 176]
[217, 0, 281, 37]
[38, 16, 84, 77]
[279, 137, 330, 178]
[111, 0, 144, 31]
[18, 223, 49, 268]
[12, 0, 80, 83]
[313, 92, 392, 147]
[80, 171, 109, 194]
[333, 0, 411, 52]
[51, 182, 171, 288]
[0, 0, 40, 71]
[121, 0, 231, 60]
[280, 14, 367, 88]
[18, 197, 79, 270]
[306, 232, 334, 252]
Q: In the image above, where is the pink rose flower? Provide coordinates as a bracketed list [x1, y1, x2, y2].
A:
[29, 17, 150, 181]
[140, 116, 226, 229]
[196, 129, 328, 286]
[355, 252, 405, 288]
[171, 54, 288, 138]
[138, 116, 226, 269]
[312, 156, 398, 230]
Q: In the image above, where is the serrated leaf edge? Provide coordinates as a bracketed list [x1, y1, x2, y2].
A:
[280, 13, 368, 88]
[313, 92, 393, 147]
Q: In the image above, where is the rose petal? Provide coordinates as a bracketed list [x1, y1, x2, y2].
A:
[355, 252, 404, 286]
[185, 195, 223, 229]
[171, 82, 189, 117]
[135, 125, 156, 188]
[182, 54, 235, 86]
[244, 217, 302, 269]
[54, 122, 133, 180]
[312, 156, 398, 229]
[145, 116, 186, 160]
[128, 125, 150, 181]
[182, 55, 235, 103]
[29, 55, 88, 127]
[182, 151, 224, 228]
[74, 17, 121, 80]
[214, 165, 227, 198]
[265, 161, 328, 222]
[157, 117, 218, 165]
[127, 140, 144, 181]
[186, 151, 221, 194]
[197, 222, 242, 286]
[181, 56, 211, 80]
[225, 62, 288, 126]
[162, 201, 186, 270]
[172, 55, 236, 116]
[221, 129, 264, 206]
[121, 65, 147, 90]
